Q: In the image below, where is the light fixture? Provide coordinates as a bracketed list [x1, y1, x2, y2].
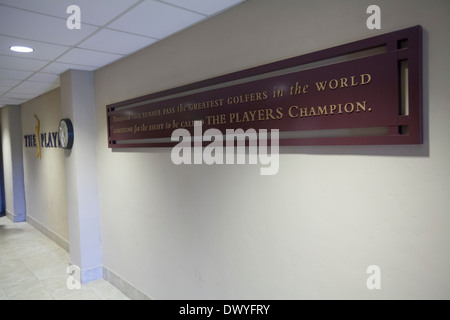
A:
[9, 45, 34, 53]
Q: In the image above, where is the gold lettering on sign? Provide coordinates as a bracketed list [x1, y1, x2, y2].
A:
[34, 114, 41, 159]
[315, 74, 372, 91]
[226, 91, 268, 105]
[288, 101, 370, 118]
[229, 107, 283, 124]
[206, 114, 227, 125]
[109, 74, 376, 141]
[112, 115, 131, 122]
[290, 82, 309, 95]
[112, 127, 133, 134]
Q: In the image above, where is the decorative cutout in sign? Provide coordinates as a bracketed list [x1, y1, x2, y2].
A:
[34, 114, 41, 159]
[107, 26, 422, 148]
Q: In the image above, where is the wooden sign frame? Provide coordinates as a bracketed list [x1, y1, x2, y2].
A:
[107, 26, 422, 148]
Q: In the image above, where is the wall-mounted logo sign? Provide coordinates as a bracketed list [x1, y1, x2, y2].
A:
[23, 114, 62, 159]
[107, 26, 422, 148]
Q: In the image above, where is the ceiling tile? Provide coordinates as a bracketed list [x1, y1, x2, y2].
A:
[108, 0, 205, 39]
[0, 35, 70, 61]
[2, 92, 37, 99]
[28, 73, 60, 83]
[0, 55, 48, 72]
[9, 81, 58, 94]
[40, 62, 97, 74]
[0, 97, 30, 105]
[0, 0, 245, 107]
[0, 78, 21, 87]
[0, 68, 34, 80]
[0, 0, 141, 26]
[78, 29, 157, 55]
[161, 0, 246, 15]
[0, 5, 99, 46]
[56, 48, 123, 67]
[0, 86, 10, 94]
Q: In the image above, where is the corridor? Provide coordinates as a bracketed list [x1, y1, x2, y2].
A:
[0, 216, 128, 300]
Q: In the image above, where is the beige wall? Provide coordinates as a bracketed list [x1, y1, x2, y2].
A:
[94, 0, 450, 299]
[21, 88, 68, 250]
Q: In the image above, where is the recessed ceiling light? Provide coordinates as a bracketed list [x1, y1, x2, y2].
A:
[10, 45, 34, 53]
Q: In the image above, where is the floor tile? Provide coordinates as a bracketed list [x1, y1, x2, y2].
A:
[0, 216, 130, 300]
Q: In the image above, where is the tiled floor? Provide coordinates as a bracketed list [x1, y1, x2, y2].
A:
[0, 216, 129, 300]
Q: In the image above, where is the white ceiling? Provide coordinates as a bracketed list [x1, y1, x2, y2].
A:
[0, 0, 247, 108]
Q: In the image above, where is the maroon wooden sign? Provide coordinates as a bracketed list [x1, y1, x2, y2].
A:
[107, 26, 422, 148]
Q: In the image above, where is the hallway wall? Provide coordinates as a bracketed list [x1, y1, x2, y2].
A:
[92, 0, 450, 299]
[20, 88, 69, 250]
[0, 105, 25, 222]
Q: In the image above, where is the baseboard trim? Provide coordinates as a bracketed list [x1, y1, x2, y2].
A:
[102, 266, 152, 300]
[5, 210, 13, 221]
[5, 210, 26, 222]
[6, 212, 152, 300]
[26, 215, 69, 252]
[81, 265, 103, 284]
